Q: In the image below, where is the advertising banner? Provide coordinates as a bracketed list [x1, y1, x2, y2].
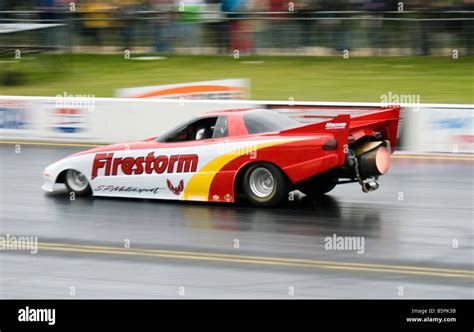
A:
[407, 107, 474, 153]
[115, 79, 250, 100]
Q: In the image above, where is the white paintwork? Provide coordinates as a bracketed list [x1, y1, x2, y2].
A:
[41, 137, 298, 200]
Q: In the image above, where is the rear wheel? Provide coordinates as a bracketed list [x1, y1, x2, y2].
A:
[242, 163, 289, 207]
[299, 178, 338, 197]
[65, 169, 91, 196]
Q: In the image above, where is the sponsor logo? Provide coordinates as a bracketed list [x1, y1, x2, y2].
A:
[432, 118, 469, 129]
[212, 194, 220, 201]
[0, 101, 31, 129]
[325, 122, 347, 130]
[167, 179, 184, 195]
[18, 306, 55, 326]
[92, 153, 198, 179]
[95, 185, 162, 194]
[224, 194, 232, 202]
[50, 108, 88, 133]
[456, 135, 474, 143]
[188, 195, 205, 201]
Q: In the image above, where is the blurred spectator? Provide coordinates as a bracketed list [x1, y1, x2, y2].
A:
[116, 0, 147, 51]
[247, 0, 269, 52]
[296, 0, 320, 48]
[35, 0, 58, 48]
[219, 0, 247, 54]
[80, 0, 116, 47]
[202, 1, 226, 54]
[363, 0, 393, 56]
[227, 0, 253, 54]
[151, 0, 174, 53]
[173, 0, 205, 50]
[0, 0, 10, 19]
[268, 0, 296, 50]
[461, 0, 474, 55]
[330, 0, 352, 52]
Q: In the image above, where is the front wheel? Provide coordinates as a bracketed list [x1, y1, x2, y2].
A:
[242, 163, 290, 208]
[65, 169, 91, 196]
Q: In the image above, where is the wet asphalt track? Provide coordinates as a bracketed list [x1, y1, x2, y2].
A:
[0, 144, 473, 298]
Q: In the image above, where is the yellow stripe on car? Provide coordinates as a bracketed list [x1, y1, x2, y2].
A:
[183, 140, 295, 200]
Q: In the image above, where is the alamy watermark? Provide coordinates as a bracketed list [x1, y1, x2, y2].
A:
[217, 139, 258, 159]
[55, 91, 95, 112]
[380, 91, 421, 109]
[18, 306, 55, 325]
[325, 233, 365, 254]
[0, 234, 38, 254]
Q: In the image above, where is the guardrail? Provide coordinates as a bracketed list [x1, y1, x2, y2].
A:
[0, 96, 472, 154]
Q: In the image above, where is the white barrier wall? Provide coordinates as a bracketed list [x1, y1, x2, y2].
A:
[0, 96, 258, 143]
[0, 96, 472, 153]
[402, 106, 474, 153]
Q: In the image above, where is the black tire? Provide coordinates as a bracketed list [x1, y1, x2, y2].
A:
[242, 162, 290, 208]
[64, 169, 92, 196]
[299, 178, 338, 197]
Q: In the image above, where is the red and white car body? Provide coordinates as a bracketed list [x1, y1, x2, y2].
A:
[42, 106, 400, 207]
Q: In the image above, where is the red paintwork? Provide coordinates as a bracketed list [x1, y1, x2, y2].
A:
[349, 107, 400, 151]
[208, 138, 341, 201]
[71, 106, 400, 201]
[206, 106, 399, 201]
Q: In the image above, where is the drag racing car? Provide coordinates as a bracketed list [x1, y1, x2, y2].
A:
[42, 106, 400, 207]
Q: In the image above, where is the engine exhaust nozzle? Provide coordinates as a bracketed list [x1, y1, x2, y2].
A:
[358, 145, 391, 178]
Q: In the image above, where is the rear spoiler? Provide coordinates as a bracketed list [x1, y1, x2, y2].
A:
[279, 105, 400, 160]
[349, 105, 400, 151]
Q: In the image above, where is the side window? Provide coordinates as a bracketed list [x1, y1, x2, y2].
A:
[162, 117, 218, 143]
[243, 113, 271, 134]
[212, 116, 228, 139]
[243, 111, 300, 134]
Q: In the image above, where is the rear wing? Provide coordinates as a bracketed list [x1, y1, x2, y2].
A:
[349, 105, 400, 151]
[278, 105, 400, 159]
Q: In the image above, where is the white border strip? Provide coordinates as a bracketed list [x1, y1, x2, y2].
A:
[0, 95, 472, 109]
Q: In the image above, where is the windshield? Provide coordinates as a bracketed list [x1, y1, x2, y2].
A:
[243, 110, 300, 134]
[156, 116, 227, 142]
[156, 119, 194, 143]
